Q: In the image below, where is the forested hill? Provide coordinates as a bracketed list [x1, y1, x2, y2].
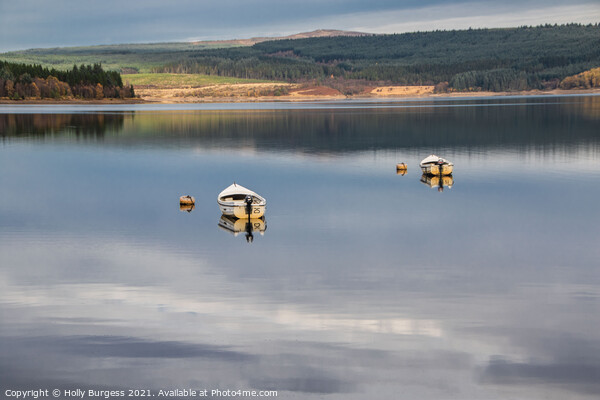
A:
[156, 24, 600, 91]
[2, 24, 599, 93]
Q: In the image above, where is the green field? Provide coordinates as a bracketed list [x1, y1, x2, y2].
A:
[123, 73, 274, 87]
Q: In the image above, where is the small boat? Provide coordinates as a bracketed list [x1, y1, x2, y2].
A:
[217, 183, 266, 218]
[420, 155, 453, 175]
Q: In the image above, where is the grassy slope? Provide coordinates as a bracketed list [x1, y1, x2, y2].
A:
[0, 31, 366, 73]
[0, 42, 242, 73]
[123, 73, 274, 87]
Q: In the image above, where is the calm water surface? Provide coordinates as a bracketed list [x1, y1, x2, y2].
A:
[1, 96, 599, 399]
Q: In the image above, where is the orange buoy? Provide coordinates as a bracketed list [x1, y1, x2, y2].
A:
[179, 195, 195, 205]
[396, 163, 407, 175]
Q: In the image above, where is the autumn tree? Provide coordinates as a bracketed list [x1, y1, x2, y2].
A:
[95, 83, 104, 99]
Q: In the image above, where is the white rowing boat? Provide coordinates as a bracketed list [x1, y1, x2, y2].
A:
[217, 183, 266, 218]
[419, 155, 453, 175]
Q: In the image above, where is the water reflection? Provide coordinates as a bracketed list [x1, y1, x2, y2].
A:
[179, 203, 195, 212]
[218, 215, 267, 243]
[0, 113, 124, 138]
[421, 174, 454, 191]
[2, 96, 599, 154]
[1, 97, 600, 399]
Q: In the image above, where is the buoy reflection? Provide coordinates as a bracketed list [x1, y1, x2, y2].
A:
[179, 204, 195, 212]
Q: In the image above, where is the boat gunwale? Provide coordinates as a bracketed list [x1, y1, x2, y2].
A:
[217, 183, 266, 207]
[217, 197, 266, 207]
[419, 154, 453, 168]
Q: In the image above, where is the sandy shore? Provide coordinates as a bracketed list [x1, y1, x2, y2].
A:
[2, 86, 599, 105]
[131, 84, 600, 103]
[133, 85, 600, 103]
[0, 98, 146, 105]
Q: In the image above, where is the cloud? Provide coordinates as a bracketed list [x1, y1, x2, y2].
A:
[481, 359, 600, 395]
[313, 2, 600, 34]
[251, 377, 355, 394]
[7, 335, 256, 360]
[0, 0, 598, 51]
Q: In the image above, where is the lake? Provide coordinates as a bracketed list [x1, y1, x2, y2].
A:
[1, 96, 599, 399]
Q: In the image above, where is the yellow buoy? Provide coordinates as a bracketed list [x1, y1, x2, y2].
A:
[396, 163, 407, 175]
[179, 195, 195, 205]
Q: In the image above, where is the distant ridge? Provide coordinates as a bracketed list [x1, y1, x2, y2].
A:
[3, 23, 598, 94]
[191, 29, 373, 46]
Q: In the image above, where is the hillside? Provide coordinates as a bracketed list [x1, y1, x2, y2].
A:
[0, 30, 370, 74]
[0, 42, 235, 74]
[156, 24, 600, 91]
[191, 29, 371, 46]
[1, 24, 599, 94]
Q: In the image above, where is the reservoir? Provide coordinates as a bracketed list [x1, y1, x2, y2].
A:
[1, 95, 599, 399]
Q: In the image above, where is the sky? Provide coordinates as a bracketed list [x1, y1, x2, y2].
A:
[0, 0, 599, 52]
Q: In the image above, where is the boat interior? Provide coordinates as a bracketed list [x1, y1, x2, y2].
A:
[220, 194, 262, 204]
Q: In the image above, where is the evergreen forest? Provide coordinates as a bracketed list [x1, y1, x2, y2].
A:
[154, 24, 600, 91]
[0, 61, 134, 99]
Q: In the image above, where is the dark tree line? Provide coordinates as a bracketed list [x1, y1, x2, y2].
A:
[0, 61, 134, 99]
[156, 55, 338, 81]
[153, 24, 600, 92]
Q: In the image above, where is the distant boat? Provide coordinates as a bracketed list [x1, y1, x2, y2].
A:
[420, 155, 453, 175]
[217, 183, 266, 218]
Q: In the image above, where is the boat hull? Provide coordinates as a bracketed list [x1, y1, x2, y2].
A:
[218, 203, 266, 218]
[420, 163, 453, 176]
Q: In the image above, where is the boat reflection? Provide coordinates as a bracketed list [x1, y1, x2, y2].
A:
[420, 174, 454, 192]
[218, 215, 267, 243]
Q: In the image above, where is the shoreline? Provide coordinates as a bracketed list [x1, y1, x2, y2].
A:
[1, 88, 599, 105]
[0, 98, 146, 105]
